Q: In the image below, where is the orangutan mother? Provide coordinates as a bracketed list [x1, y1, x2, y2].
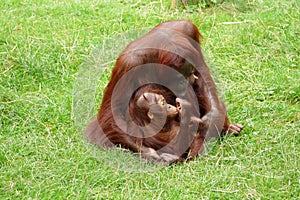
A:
[85, 20, 243, 164]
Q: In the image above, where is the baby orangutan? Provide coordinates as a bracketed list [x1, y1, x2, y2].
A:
[126, 84, 204, 164]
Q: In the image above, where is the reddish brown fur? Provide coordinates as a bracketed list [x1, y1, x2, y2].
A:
[85, 20, 243, 164]
[128, 84, 206, 162]
[128, 85, 180, 152]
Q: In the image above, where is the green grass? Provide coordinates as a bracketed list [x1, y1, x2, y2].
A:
[1, 0, 299, 199]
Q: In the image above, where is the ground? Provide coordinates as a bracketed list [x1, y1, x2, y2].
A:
[0, 0, 299, 199]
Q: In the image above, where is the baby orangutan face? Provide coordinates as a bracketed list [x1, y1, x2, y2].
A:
[136, 92, 178, 120]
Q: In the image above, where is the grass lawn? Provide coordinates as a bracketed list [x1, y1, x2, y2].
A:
[1, 0, 299, 199]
